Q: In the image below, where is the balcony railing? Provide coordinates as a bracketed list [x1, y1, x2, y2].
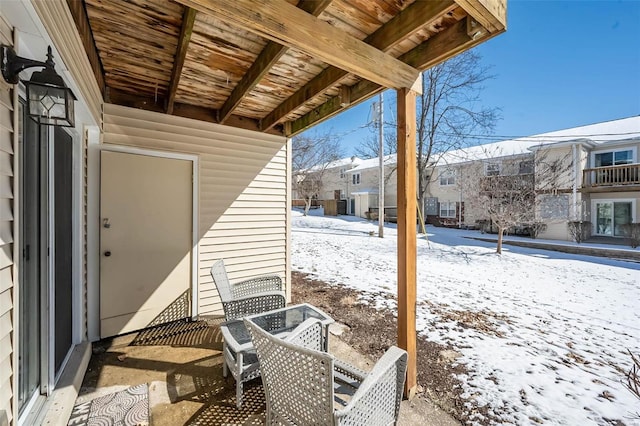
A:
[582, 163, 640, 188]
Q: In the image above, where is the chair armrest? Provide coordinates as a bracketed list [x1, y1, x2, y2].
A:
[222, 291, 286, 320]
[285, 318, 324, 351]
[232, 275, 283, 299]
[334, 346, 408, 426]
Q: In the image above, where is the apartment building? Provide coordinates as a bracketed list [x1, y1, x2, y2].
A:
[312, 117, 640, 241]
[428, 116, 640, 240]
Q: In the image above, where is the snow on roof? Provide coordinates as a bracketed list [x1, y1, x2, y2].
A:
[351, 188, 379, 195]
[346, 154, 397, 172]
[435, 116, 640, 166]
[323, 156, 362, 169]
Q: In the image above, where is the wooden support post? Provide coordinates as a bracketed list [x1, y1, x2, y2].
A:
[396, 87, 417, 399]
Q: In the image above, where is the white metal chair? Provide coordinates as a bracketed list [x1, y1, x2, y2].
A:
[210, 259, 285, 321]
[245, 317, 408, 425]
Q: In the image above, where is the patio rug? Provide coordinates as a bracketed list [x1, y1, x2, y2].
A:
[68, 383, 149, 426]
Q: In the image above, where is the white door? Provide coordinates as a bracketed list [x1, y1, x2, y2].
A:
[100, 150, 193, 337]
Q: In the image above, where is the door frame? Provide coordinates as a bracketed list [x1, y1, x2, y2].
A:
[16, 98, 83, 423]
[98, 144, 200, 326]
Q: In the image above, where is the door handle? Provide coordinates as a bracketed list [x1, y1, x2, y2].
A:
[104, 251, 111, 257]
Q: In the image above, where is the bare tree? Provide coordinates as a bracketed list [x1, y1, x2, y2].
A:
[355, 127, 397, 159]
[292, 131, 342, 215]
[460, 148, 571, 254]
[416, 51, 499, 213]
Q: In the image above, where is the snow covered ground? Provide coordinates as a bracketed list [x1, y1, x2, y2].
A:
[291, 209, 640, 425]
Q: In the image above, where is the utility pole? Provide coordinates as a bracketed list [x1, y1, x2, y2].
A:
[378, 92, 384, 238]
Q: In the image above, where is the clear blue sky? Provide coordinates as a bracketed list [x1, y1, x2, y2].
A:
[305, 0, 640, 157]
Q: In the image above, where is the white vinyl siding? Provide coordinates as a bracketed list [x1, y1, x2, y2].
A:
[102, 104, 289, 316]
[0, 15, 13, 425]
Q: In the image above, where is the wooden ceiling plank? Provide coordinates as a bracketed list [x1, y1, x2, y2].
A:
[167, 7, 197, 114]
[176, 0, 420, 90]
[218, 0, 333, 123]
[365, 0, 457, 49]
[66, 0, 106, 96]
[289, 17, 492, 135]
[261, 0, 455, 131]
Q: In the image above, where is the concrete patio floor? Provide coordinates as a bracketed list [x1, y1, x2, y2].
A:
[75, 318, 459, 425]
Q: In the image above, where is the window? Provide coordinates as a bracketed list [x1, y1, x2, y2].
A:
[592, 200, 634, 237]
[352, 173, 361, 185]
[519, 160, 534, 175]
[594, 149, 635, 167]
[339, 168, 346, 178]
[439, 169, 455, 186]
[340, 189, 346, 199]
[439, 201, 456, 218]
[485, 162, 501, 176]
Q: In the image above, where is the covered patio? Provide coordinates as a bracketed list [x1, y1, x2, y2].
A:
[71, 313, 455, 425]
[0, 0, 506, 424]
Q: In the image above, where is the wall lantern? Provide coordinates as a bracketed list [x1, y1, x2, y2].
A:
[1, 45, 76, 127]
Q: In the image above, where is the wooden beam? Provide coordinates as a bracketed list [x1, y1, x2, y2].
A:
[219, 0, 332, 123]
[177, 0, 420, 90]
[290, 17, 487, 135]
[262, 0, 455, 131]
[455, 0, 506, 33]
[107, 88, 283, 135]
[65, 0, 106, 96]
[289, 81, 382, 135]
[396, 87, 417, 399]
[400, 18, 479, 70]
[166, 7, 197, 114]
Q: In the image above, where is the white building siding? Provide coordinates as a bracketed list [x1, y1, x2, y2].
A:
[0, 15, 13, 426]
[102, 104, 289, 316]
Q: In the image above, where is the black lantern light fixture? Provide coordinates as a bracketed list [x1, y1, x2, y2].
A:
[1, 44, 76, 127]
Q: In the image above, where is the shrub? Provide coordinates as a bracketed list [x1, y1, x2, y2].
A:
[567, 221, 591, 244]
[527, 222, 547, 239]
[620, 223, 640, 248]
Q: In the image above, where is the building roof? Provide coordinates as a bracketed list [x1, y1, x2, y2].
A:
[347, 154, 397, 172]
[324, 156, 362, 169]
[435, 116, 640, 166]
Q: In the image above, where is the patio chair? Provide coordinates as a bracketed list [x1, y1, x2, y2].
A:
[210, 259, 285, 321]
[211, 259, 285, 406]
[245, 317, 408, 426]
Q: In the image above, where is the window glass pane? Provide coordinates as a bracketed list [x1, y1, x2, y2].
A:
[595, 152, 613, 167]
[614, 150, 633, 165]
[613, 202, 632, 236]
[519, 160, 533, 174]
[596, 203, 612, 235]
[486, 163, 500, 176]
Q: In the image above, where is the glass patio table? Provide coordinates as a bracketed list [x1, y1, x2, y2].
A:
[219, 303, 334, 407]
